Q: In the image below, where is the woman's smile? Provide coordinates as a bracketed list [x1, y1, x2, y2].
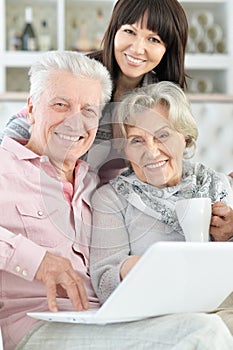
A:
[124, 53, 146, 66]
[143, 160, 167, 170]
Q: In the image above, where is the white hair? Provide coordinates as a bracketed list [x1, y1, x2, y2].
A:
[28, 51, 112, 106]
[114, 81, 198, 156]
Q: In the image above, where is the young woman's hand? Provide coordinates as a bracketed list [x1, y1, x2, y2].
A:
[210, 202, 233, 241]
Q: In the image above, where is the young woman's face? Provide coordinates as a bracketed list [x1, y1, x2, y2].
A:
[124, 104, 186, 188]
[114, 16, 166, 80]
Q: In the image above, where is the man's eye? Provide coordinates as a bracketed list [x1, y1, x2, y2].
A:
[52, 102, 69, 111]
[54, 102, 66, 108]
[82, 108, 98, 118]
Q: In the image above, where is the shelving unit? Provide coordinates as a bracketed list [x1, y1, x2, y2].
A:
[0, 0, 114, 93]
[0, 0, 232, 98]
[180, 0, 233, 94]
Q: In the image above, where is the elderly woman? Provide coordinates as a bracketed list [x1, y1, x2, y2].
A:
[90, 81, 233, 348]
[1, 55, 233, 350]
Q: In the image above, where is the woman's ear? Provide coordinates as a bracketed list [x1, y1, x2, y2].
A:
[27, 97, 35, 125]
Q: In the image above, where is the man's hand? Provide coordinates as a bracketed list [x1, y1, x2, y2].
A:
[210, 202, 233, 241]
[35, 252, 88, 312]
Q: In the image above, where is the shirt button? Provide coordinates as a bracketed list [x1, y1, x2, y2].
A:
[40, 156, 47, 163]
[37, 211, 43, 217]
[15, 266, 21, 273]
[22, 270, 28, 277]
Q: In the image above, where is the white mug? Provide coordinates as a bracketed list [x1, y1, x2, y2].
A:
[175, 198, 211, 242]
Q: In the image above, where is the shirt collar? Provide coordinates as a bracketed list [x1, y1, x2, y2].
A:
[1, 136, 91, 180]
[1, 136, 40, 161]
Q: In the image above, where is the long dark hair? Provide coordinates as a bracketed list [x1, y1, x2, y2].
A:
[90, 0, 188, 89]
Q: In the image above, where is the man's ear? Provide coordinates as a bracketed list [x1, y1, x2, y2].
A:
[27, 97, 35, 124]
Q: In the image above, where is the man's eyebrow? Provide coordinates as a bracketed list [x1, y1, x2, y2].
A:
[85, 103, 97, 107]
[84, 103, 100, 110]
[49, 98, 100, 110]
[49, 96, 71, 103]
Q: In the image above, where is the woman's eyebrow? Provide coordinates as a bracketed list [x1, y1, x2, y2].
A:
[153, 125, 171, 134]
[126, 125, 170, 138]
[128, 23, 158, 35]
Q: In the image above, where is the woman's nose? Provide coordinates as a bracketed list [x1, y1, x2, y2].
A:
[146, 140, 161, 157]
[130, 37, 145, 55]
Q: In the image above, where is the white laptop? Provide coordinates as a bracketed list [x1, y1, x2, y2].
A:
[28, 241, 233, 325]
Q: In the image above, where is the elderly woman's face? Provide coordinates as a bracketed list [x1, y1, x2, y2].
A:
[27, 71, 102, 165]
[124, 104, 186, 188]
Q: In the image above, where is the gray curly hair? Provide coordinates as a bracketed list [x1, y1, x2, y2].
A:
[113, 81, 198, 157]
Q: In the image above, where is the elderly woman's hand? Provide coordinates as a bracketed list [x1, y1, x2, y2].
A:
[210, 202, 233, 241]
[120, 255, 141, 280]
[35, 251, 89, 312]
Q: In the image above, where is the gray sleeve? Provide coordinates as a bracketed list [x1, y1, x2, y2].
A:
[0, 115, 31, 143]
[90, 184, 130, 304]
[218, 172, 233, 208]
[216, 172, 233, 242]
[228, 175, 233, 189]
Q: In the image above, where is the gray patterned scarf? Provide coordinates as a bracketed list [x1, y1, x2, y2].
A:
[110, 160, 228, 232]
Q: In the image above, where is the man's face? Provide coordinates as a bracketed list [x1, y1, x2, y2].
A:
[27, 70, 102, 167]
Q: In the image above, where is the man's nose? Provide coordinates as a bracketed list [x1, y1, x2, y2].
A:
[63, 111, 85, 132]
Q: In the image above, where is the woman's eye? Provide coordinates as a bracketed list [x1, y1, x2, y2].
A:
[149, 37, 161, 44]
[156, 132, 169, 141]
[123, 29, 134, 35]
[129, 138, 144, 145]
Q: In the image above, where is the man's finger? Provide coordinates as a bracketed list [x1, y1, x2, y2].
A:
[45, 276, 58, 312]
[60, 270, 88, 310]
[67, 268, 89, 308]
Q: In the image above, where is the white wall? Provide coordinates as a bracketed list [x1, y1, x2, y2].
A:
[0, 101, 25, 130]
[191, 102, 233, 174]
